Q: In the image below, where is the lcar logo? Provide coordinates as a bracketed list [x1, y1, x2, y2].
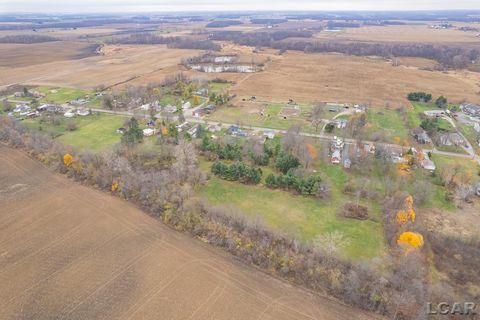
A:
[427, 302, 477, 316]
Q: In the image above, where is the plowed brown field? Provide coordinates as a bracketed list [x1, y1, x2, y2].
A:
[0, 145, 379, 320]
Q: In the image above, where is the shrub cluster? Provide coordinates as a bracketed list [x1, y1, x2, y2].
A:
[211, 161, 262, 184]
[265, 172, 322, 196]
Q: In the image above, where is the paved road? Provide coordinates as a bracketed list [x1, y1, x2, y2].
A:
[90, 107, 480, 165]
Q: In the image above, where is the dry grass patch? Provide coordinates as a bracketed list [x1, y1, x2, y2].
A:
[231, 52, 480, 106]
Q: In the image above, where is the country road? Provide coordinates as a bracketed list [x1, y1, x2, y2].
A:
[90, 107, 480, 165]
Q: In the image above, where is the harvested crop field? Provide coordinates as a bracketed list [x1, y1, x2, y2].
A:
[0, 44, 200, 89]
[0, 41, 98, 68]
[314, 24, 480, 43]
[230, 52, 480, 106]
[0, 145, 378, 320]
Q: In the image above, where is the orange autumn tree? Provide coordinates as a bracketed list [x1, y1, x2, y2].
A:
[161, 127, 169, 136]
[63, 153, 73, 167]
[396, 195, 416, 224]
[306, 144, 317, 160]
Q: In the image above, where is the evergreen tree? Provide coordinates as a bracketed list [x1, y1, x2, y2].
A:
[122, 117, 143, 145]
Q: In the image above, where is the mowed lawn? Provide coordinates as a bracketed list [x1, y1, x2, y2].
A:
[23, 113, 125, 151]
[35, 86, 101, 107]
[406, 102, 432, 128]
[366, 108, 409, 143]
[431, 153, 479, 178]
[199, 159, 385, 260]
[208, 102, 317, 132]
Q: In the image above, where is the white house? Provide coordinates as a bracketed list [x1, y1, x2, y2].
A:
[64, 110, 76, 118]
[140, 103, 151, 111]
[76, 108, 90, 116]
[143, 128, 156, 137]
[182, 101, 191, 110]
[263, 130, 276, 139]
[163, 104, 177, 113]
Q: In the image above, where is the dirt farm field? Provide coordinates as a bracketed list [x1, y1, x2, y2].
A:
[230, 52, 480, 106]
[0, 41, 98, 68]
[0, 44, 201, 89]
[0, 145, 378, 320]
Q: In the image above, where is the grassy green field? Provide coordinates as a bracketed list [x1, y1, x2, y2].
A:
[431, 153, 479, 178]
[208, 102, 319, 132]
[366, 108, 409, 143]
[209, 82, 230, 94]
[198, 158, 385, 260]
[35, 86, 96, 104]
[23, 113, 125, 151]
[458, 123, 480, 155]
[406, 102, 432, 128]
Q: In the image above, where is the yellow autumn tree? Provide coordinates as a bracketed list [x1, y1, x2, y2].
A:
[161, 127, 169, 136]
[396, 195, 416, 224]
[193, 95, 201, 106]
[63, 153, 73, 167]
[397, 231, 424, 250]
[397, 154, 413, 175]
[393, 136, 401, 146]
[111, 180, 119, 192]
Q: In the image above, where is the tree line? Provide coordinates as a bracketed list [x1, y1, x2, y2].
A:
[208, 29, 479, 68]
[0, 35, 59, 43]
[107, 33, 221, 51]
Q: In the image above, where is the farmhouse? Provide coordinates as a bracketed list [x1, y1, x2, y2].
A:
[411, 128, 432, 144]
[461, 103, 480, 118]
[176, 122, 189, 132]
[64, 110, 75, 118]
[207, 124, 222, 132]
[195, 88, 209, 96]
[70, 99, 87, 106]
[263, 130, 276, 139]
[193, 105, 216, 118]
[76, 108, 90, 116]
[182, 101, 191, 110]
[13, 104, 31, 115]
[163, 104, 178, 114]
[421, 152, 436, 171]
[439, 132, 465, 146]
[36, 104, 49, 112]
[228, 125, 247, 137]
[143, 128, 156, 137]
[187, 125, 199, 138]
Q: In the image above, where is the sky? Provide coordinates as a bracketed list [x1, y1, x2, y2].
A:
[1, 0, 480, 13]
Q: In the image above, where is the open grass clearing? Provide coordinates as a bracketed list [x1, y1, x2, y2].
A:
[198, 158, 386, 260]
[22, 113, 125, 151]
[365, 108, 409, 143]
[209, 100, 318, 132]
